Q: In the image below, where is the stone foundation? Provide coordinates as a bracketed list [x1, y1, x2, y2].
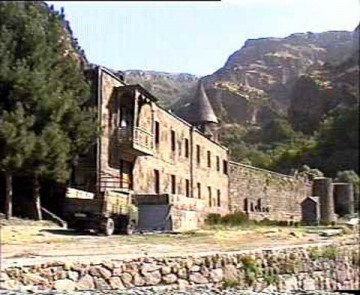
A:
[1, 240, 359, 292]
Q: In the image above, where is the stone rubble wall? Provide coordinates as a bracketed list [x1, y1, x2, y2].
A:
[1, 240, 358, 292]
[229, 162, 312, 222]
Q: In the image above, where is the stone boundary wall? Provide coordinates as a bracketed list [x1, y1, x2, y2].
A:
[229, 161, 312, 222]
[1, 240, 359, 292]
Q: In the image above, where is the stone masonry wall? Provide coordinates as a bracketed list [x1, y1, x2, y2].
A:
[1, 240, 358, 292]
[134, 105, 229, 216]
[229, 162, 312, 222]
[96, 67, 229, 217]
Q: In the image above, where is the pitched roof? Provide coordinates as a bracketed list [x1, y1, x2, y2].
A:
[194, 82, 218, 124]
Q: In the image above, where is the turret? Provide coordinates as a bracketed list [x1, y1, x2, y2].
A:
[192, 82, 219, 141]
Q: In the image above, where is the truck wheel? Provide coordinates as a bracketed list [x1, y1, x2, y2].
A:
[101, 218, 115, 236]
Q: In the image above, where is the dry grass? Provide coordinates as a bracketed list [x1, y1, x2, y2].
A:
[1, 223, 350, 264]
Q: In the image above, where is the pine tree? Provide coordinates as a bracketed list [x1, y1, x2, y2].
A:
[0, 2, 99, 219]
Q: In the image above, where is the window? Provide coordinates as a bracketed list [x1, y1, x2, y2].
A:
[216, 156, 220, 171]
[207, 151, 211, 168]
[171, 175, 176, 194]
[171, 130, 176, 152]
[155, 121, 160, 145]
[197, 182, 201, 199]
[217, 189, 221, 207]
[184, 139, 189, 158]
[196, 145, 201, 164]
[154, 169, 160, 194]
[208, 186, 212, 207]
[185, 179, 190, 197]
[223, 160, 228, 175]
[120, 159, 133, 189]
[244, 198, 249, 212]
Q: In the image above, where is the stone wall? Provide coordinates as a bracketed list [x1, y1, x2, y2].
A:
[134, 104, 229, 216]
[95, 67, 229, 215]
[1, 240, 359, 292]
[229, 162, 312, 222]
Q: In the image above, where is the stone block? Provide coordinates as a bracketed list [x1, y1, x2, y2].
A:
[54, 279, 76, 291]
[162, 274, 178, 284]
[144, 270, 162, 285]
[210, 268, 224, 282]
[109, 277, 124, 289]
[120, 272, 133, 288]
[76, 274, 95, 290]
[67, 270, 80, 281]
[303, 277, 316, 290]
[94, 277, 110, 290]
[189, 272, 208, 284]
[223, 264, 237, 281]
[133, 274, 145, 287]
[161, 266, 171, 275]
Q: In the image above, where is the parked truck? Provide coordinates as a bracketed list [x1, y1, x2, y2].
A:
[63, 188, 138, 236]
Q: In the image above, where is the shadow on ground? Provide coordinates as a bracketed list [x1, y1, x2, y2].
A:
[40, 229, 97, 236]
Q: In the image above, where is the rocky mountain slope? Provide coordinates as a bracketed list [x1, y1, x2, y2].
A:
[124, 70, 199, 109]
[174, 30, 356, 126]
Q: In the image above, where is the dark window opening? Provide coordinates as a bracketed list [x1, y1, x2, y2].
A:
[216, 156, 220, 171]
[171, 174, 176, 194]
[207, 151, 211, 168]
[208, 186, 212, 207]
[196, 145, 201, 164]
[185, 179, 190, 197]
[154, 169, 160, 194]
[197, 182, 201, 199]
[184, 139, 189, 158]
[250, 203, 254, 212]
[171, 130, 176, 152]
[244, 198, 248, 212]
[257, 199, 262, 212]
[217, 189, 221, 207]
[155, 121, 160, 145]
[223, 160, 228, 175]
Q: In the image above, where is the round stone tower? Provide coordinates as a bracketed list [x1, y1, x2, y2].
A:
[312, 177, 336, 224]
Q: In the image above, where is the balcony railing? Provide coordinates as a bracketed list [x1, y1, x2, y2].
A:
[116, 127, 154, 155]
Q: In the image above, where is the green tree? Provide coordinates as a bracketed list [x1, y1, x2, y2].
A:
[0, 106, 36, 218]
[261, 118, 296, 144]
[0, 2, 99, 219]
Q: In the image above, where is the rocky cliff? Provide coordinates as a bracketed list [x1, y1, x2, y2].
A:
[174, 30, 356, 126]
[124, 70, 199, 109]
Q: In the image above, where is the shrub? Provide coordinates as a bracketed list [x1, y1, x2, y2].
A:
[308, 247, 321, 261]
[205, 213, 222, 225]
[263, 274, 279, 286]
[221, 212, 249, 226]
[322, 246, 336, 260]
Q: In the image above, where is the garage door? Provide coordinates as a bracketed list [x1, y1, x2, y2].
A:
[138, 204, 172, 231]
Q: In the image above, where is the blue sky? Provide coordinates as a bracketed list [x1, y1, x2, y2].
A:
[47, 0, 359, 76]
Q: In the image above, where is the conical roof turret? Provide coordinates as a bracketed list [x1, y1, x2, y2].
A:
[196, 82, 218, 124]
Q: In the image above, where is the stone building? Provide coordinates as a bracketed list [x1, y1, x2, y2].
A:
[71, 66, 229, 231]
[69, 65, 315, 230]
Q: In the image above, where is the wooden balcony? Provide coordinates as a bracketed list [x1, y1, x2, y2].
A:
[116, 127, 154, 156]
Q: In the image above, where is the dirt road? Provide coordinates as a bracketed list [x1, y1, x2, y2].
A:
[1, 222, 349, 268]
